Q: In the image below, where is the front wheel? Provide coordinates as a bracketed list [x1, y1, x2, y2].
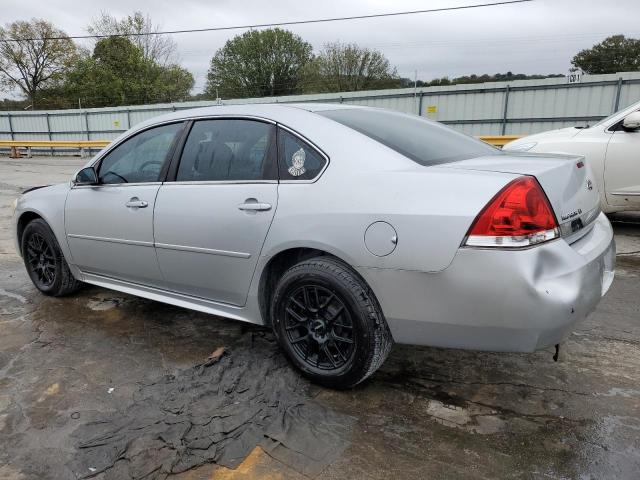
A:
[270, 257, 392, 389]
[22, 218, 81, 297]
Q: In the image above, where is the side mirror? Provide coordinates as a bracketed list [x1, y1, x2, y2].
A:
[74, 167, 98, 186]
[622, 111, 640, 131]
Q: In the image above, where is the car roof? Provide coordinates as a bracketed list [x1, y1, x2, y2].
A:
[285, 103, 366, 112]
[131, 103, 366, 130]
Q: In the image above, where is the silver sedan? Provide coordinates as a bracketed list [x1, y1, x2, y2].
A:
[13, 104, 616, 388]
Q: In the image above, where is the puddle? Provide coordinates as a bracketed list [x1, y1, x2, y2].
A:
[85, 297, 123, 311]
[597, 387, 640, 398]
[424, 399, 506, 434]
[0, 287, 27, 304]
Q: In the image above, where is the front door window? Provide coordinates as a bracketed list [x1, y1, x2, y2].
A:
[98, 123, 184, 184]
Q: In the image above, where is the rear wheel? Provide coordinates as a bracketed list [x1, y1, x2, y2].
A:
[270, 257, 392, 389]
[22, 218, 81, 296]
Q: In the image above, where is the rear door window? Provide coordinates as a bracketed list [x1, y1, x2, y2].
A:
[176, 119, 277, 181]
[277, 128, 327, 181]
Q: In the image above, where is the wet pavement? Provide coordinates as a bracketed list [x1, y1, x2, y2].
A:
[1, 156, 639, 479]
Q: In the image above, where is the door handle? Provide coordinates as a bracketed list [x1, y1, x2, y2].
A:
[125, 197, 148, 209]
[238, 200, 272, 212]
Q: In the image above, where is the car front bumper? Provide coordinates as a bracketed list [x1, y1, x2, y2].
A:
[357, 213, 615, 352]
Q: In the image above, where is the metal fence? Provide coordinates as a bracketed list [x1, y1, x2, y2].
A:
[1, 71, 639, 153]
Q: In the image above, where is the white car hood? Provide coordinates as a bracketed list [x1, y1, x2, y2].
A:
[504, 126, 583, 150]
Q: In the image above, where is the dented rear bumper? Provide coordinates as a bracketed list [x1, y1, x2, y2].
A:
[357, 213, 615, 352]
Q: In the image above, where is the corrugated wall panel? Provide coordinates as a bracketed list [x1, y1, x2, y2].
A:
[619, 83, 640, 111]
[129, 108, 173, 127]
[12, 132, 52, 141]
[50, 132, 86, 141]
[88, 131, 121, 141]
[505, 121, 580, 135]
[10, 114, 48, 133]
[1, 72, 638, 145]
[431, 90, 505, 121]
[49, 114, 85, 137]
[87, 111, 129, 134]
[449, 122, 503, 136]
[0, 115, 10, 139]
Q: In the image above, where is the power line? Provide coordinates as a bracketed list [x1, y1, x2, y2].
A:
[175, 31, 638, 57]
[0, 0, 533, 42]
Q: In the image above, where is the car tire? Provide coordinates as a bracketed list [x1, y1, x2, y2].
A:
[21, 218, 81, 297]
[270, 256, 393, 389]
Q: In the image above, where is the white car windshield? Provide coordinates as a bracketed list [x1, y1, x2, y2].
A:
[592, 99, 640, 128]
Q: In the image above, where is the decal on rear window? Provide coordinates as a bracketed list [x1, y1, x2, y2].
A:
[288, 148, 306, 177]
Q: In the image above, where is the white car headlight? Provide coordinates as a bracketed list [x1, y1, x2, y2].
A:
[11, 197, 18, 215]
[506, 141, 537, 152]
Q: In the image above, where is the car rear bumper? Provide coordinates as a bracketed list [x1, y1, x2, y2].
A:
[357, 212, 615, 352]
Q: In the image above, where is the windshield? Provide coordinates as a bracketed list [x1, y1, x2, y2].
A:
[318, 108, 498, 166]
[592, 99, 640, 128]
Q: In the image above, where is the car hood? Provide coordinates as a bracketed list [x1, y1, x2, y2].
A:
[22, 185, 51, 195]
[504, 127, 583, 150]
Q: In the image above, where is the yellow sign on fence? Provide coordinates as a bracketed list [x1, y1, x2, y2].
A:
[426, 105, 437, 114]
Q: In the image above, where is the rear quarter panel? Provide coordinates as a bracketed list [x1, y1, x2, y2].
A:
[262, 115, 517, 273]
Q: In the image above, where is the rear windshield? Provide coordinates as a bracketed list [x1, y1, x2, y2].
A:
[318, 108, 498, 166]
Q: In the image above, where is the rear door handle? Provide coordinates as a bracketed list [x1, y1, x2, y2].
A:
[238, 200, 272, 212]
[125, 197, 148, 209]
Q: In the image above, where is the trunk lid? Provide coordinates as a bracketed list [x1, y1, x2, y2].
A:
[440, 153, 601, 243]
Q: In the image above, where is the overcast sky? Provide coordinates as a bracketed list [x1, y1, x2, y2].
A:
[2, 0, 640, 94]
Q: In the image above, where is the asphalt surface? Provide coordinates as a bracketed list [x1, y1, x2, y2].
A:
[0, 156, 639, 479]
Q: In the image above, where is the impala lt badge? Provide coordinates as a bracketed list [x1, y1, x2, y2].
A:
[561, 209, 582, 222]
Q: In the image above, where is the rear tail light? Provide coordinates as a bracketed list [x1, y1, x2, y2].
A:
[464, 176, 559, 248]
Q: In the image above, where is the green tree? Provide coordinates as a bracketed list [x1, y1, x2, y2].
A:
[152, 65, 195, 102]
[68, 37, 145, 106]
[87, 11, 178, 65]
[63, 37, 193, 107]
[0, 19, 77, 107]
[205, 28, 313, 99]
[300, 43, 398, 93]
[572, 35, 640, 74]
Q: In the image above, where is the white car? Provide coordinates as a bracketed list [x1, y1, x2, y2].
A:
[504, 100, 640, 213]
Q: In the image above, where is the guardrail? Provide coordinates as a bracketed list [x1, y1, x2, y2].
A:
[0, 136, 521, 158]
[0, 140, 110, 158]
[478, 135, 521, 147]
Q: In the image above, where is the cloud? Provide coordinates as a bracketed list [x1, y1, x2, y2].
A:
[2, 0, 639, 93]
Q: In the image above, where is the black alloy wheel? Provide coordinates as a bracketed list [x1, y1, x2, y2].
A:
[282, 284, 356, 371]
[21, 218, 81, 296]
[271, 256, 393, 389]
[25, 231, 57, 289]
